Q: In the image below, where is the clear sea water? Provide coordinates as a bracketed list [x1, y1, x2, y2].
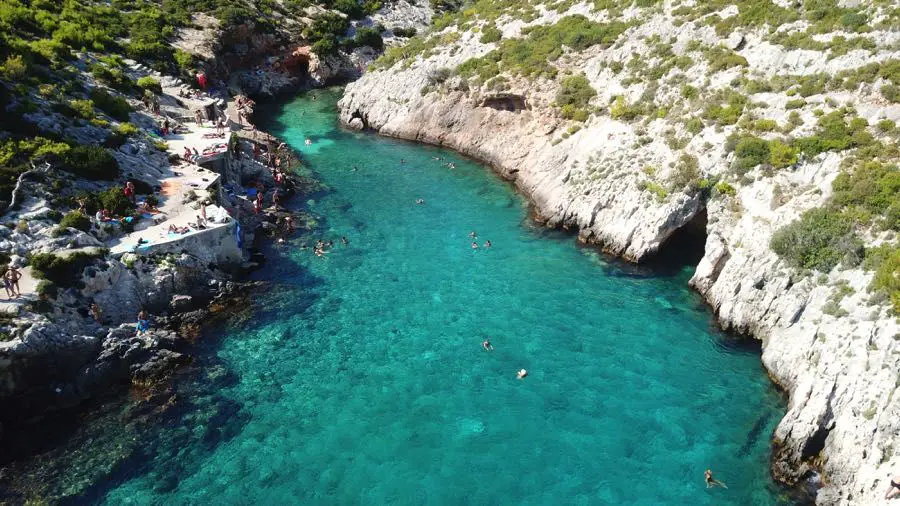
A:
[99, 89, 792, 505]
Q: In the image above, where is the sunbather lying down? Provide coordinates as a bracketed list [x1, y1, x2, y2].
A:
[168, 224, 190, 234]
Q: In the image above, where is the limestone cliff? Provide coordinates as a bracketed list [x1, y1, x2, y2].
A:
[338, 2, 900, 504]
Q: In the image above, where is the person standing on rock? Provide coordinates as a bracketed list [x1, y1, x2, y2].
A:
[90, 303, 103, 323]
[5, 265, 21, 298]
[124, 181, 136, 205]
[2, 267, 13, 299]
[886, 473, 900, 500]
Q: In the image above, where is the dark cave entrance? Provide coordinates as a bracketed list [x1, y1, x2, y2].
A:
[642, 206, 708, 274]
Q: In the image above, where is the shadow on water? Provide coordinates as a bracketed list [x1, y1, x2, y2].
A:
[0, 187, 332, 504]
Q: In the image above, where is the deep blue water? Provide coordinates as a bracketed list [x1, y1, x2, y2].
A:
[100, 89, 791, 505]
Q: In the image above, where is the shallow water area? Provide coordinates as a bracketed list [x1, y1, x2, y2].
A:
[98, 88, 792, 505]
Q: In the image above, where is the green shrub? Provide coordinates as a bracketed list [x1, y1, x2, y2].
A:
[703, 90, 747, 125]
[35, 280, 58, 299]
[831, 161, 900, 230]
[312, 37, 338, 57]
[685, 118, 704, 135]
[681, 85, 698, 99]
[63, 146, 120, 180]
[796, 111, 873, 157]
[89, 88, 132, 121]
[769, 139, 799, 169]
[867, 245, 900, 314]
[734, 135, 770, 172]
[609, 95, 640, 121]
[670, 153, 700, 190]
[770, 207, 863, 271]
[0, 55, 28, 80]
[58, 210, 91, 232]
[351, 27, 384, 50]
[174, 49, 194, 72]
[704, 46, 748, 72]
[456, 15, 627, 79]
[639, 181, 668, 201]
[556, 74, 595, 121]
[30, 249, 107, 288]
[715, 181, 736, 196]
[752, 119, 778, 132]
[136, 76, 162, 94]
[786, 98, 806, 110]
[392, 27, 417, 38]
[877, 119, 896, 133]
[480, 25, 502, 43]
[69, 99, 95, 120]
[90, 63, 133, 91]
[115, 122, 140, 137]
[882, 84, 900, 103]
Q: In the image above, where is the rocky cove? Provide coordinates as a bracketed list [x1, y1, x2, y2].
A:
[336, 3, 900, 504]
[0, 0, 898, 504]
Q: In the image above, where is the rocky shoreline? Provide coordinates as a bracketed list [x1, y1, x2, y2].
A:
[335, 15, 900, 502]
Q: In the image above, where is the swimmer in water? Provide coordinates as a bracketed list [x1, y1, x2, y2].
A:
[416, 198, 425, 205]
[468, 231, 477, 239]
[482, 340, 493, 351]
[340, 236, 348, 245]
[484, 240, 491, 248]
[517, 369, 528, 380]
[305, 137, 312, 146]
[471, 241, 478, 249]
[705, 469, 727, 489]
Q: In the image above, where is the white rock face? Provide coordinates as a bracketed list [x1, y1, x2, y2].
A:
[339, 6, 900, 505]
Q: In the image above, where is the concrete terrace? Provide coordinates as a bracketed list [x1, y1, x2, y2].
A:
[164, 125, 230, 165]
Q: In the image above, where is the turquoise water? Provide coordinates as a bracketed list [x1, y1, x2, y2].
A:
[101, 89, 790, 505]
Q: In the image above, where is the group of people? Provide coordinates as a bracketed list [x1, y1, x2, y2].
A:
[468, 231, 491, 250]
[479, 339, 527, 379]
[235, 94, 256, 128]
[249, 141, 294, 215]
[85, 303, 151, 335]
[299, 236, 348, 258]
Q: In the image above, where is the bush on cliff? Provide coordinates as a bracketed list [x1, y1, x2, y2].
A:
[351, 27, 384, 51]
[556, 74, 595, 121]
[62, 146, 120, 180]
[480, 25, 502, 43]
[733, 135, 770, 173]
[136, 76, 162, 94]
[831, 161, 900, 230]
[864, 244, 900, 314]
[392, 27, 417, 38]
[30, 249, 107, 288]
[89, 88, 133, 122]
[58, 210, 92, 232]
[770, 207, 863, 271]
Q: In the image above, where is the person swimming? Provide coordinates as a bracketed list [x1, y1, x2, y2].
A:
[471, 241, 478, 249]
[415, 198, 425, 205]
[340, 236, 348, 245]
[305, 137, 312, 146]
[484, 240, 491, 248]
[482, 340, 493, 351]
[705, 469, 727, 489]
[468, 231, 477, 239]
[517, 369, 528, 380]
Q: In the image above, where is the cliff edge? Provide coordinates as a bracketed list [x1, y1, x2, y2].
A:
[338, 2, 900, 504]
